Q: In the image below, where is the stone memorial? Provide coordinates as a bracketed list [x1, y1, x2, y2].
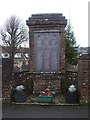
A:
[26, 14, 67, 93]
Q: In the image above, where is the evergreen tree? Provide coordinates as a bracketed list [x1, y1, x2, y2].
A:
[65, 21, 78, 65]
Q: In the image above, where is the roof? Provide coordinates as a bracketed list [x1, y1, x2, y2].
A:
[2, 46, 29, 54]
[75, 47, 90, 54]
[79, 54, 90, 60]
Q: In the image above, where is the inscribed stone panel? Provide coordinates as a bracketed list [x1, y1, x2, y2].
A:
[34, 32, 60, 72]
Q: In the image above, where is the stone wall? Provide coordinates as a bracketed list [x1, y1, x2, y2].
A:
[2, 56, 89, 104]
[33, 80, 61, 94]
[2, 71, 31, 102]
[2, 71, 78, 102]
[30, 72, 64, 94]
[2, 58, 13, 81]
[78, 54, 90, 102]
[65, 71, 78, 87]
[33, 71, 78, 94]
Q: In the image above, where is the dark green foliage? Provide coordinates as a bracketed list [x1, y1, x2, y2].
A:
[64, 78, 70, 92]
[65, 21, 78, 65]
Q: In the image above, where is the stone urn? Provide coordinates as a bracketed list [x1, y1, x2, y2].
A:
[14, 90, 27, 102]
[65, 91, 79, 104]
[65, 85, 79, 104]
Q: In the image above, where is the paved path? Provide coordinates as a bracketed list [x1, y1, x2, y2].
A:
[2, 105, 88, 118]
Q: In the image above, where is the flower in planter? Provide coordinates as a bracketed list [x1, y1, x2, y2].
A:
[68, 84, 76, 93]
[39, 88, 52, 103]
[65, 84, 79, 104]
[40, 88, 51, 96]
[14, 85, 27, 102]
[16, 85, 25, 94]
[41, 91, 45, 95]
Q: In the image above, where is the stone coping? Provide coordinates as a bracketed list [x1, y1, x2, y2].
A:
[26, 13, 67, 26]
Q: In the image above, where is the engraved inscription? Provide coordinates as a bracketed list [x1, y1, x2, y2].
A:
[34, 32, 60, 72]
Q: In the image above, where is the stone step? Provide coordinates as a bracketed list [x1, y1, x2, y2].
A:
[11, 102, 80, 106]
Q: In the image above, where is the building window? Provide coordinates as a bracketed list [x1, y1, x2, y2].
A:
[14, 53, 21, 58]
[2, 53, 10, 58]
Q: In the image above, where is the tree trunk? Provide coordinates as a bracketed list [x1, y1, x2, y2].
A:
[10, 54, 14, 73]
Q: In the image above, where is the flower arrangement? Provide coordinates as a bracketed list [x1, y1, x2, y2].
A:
[39, 88, 52, 103]
[14, 85, 27, 102]
[68, 84, 76, 93]
[65, 84, 79, 103]
[15, 85, 25, 94]
[40, 88, 51, 96]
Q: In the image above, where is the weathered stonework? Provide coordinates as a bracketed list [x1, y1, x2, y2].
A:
[26, 14, 67, 93]
[30, 72, 64, 93]
[2, 71, 78, 102]
[33, 80, 61, 93]
[2, 58, 13, 81]
[78, 54, 90, 103]
[26, 14, 67, 73]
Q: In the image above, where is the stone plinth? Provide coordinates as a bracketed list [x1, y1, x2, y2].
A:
[29, 72, 64, 93]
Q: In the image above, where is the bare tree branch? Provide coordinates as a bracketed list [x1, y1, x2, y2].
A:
[0, 15, 29, 70]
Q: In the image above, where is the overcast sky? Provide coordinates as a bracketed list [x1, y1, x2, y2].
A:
[0, 0, 89, 47]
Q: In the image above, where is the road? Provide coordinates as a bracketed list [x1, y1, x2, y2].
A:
[1, 105, 88, 118]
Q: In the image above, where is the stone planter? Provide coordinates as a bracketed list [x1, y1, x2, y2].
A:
[13, 90, 27, 102]
[65, 91, 79, 104]
[39, 95, 52, 103]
